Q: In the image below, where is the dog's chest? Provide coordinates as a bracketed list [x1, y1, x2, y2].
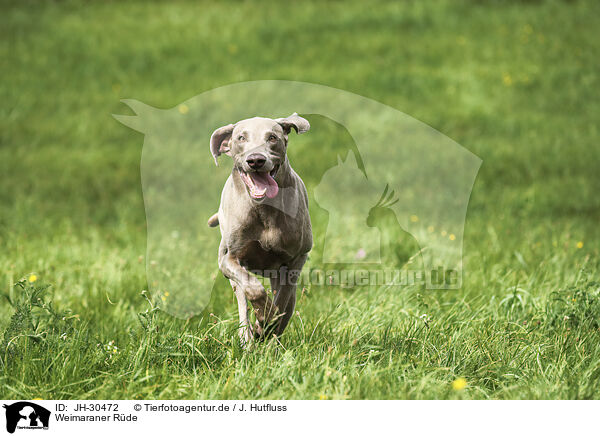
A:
[233, 222, 298, 272]
[237, 241, 291, 273]
[259, 226, 289, 251]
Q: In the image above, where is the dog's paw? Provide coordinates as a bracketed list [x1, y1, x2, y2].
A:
[253, 318, 280, 341]
[238, 325, 253, 349]
[253, 321, 264, 340]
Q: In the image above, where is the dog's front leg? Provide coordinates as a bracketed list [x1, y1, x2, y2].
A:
[219, 244, 252, 344]
[230, 280, 252, 347]
[219, 252, 279, 336]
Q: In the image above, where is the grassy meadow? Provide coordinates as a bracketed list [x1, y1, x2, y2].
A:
[2, 0, 600, 399]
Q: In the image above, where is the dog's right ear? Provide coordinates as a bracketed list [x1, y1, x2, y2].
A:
[210, 124, 234, 166]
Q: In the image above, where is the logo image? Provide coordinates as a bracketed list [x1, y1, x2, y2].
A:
[114, 80, 481, 318]
[2, 402, 50, 434]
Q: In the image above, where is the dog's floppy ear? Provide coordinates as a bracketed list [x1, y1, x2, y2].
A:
[210, 123, 234, 166]
[275, 113, 310, 136]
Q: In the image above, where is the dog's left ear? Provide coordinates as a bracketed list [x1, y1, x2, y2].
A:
[210, 123, 234, 166]
[275, 113, 310, 136]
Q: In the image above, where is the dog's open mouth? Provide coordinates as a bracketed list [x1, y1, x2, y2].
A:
[239, 165, 279, 199]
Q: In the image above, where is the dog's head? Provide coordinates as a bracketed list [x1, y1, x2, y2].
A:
[210, 113, 310, 200]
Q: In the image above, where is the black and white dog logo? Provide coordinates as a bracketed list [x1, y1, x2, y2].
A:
[3, 402, 50, 434]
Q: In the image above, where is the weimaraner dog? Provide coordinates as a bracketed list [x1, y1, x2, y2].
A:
[207, 114, 312, 345]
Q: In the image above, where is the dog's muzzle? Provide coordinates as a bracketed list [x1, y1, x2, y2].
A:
[239, 164, 280, 199]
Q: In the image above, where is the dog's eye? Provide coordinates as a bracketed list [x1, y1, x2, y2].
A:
[237, 135, 246, 141]
[268, 135, 277, 142]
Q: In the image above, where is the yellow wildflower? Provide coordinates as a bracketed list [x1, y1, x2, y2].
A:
[452, 377, 467, 391]
[28, 274, 37, 283]
[576, 241, 583, 249]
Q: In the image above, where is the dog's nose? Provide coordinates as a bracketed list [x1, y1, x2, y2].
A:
[246, 153, 266, 169]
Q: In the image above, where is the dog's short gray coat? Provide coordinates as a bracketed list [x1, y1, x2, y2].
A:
[208, 114, 312, 345]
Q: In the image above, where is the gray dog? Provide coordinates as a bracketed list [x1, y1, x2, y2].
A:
[207, 113, 312, 345]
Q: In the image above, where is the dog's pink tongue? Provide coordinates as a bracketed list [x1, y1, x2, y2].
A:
[250, 172, 279, 198]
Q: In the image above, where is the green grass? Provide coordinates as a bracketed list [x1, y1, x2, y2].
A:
[2, 0, 600, 399]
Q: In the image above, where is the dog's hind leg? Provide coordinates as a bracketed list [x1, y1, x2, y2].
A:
[273, 287, 296, 337]
[252, 273, 284, 339]
[272, 254, 307, 336]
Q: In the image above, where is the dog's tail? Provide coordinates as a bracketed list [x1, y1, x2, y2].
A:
[207, 213, 219, 227]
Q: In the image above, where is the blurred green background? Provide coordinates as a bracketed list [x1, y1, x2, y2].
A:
[1, 0, 599, 399]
